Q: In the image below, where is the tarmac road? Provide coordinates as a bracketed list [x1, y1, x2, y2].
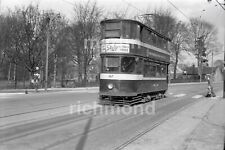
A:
[0, 82, 222, 150]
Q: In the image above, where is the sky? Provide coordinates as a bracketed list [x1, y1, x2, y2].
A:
[0, 0, 224, 65]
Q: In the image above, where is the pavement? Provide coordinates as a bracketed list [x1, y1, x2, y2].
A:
[0, 87, 99, 94]
[123, 91, 225, 150]
[0, 82, 209, 94]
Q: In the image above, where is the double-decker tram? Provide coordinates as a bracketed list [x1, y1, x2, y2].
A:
[99, 19, 171, 105]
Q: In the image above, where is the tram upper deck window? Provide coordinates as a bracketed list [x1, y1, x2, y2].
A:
[103, 22, 121, 38]
[102, 56, 120, 72]
[130, 24, 140, 40]
[122, 22, 140, 40]
[122, 22, 131, 38]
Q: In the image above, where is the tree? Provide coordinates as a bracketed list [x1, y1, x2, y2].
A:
[70, 0, 102, 86]
[2, 5, 47, 80]
[43, 11, 69, 87]
[170, 22, 189, 79]
[188, 18, 219, 80]
[143, 9, 176, 38]
[0, 4, 69, 88]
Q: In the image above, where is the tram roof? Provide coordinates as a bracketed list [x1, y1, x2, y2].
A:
[100, 19, 171, 42]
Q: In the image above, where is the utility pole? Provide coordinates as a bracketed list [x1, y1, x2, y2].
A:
[45, 17, 50, 91]
[197, 36, 204, 82]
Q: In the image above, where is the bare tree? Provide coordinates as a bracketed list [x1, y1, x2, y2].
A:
[2, 5, 47, 80]
[143, 9, 176, 38]
[170, 22, 189, 79]
[187, 18, 220, 81]
[189, 18, 219, 63]
[70, 0, 102, 86]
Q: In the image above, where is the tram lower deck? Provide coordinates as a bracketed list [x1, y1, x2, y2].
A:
[99, 74, 168, 105]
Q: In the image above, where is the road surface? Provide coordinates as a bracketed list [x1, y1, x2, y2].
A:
[0, 82, 222, 150]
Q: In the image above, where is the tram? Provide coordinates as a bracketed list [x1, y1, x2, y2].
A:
[99, 19, 171, 105]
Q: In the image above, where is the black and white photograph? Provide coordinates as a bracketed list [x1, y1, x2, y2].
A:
[0, 0, 224, 149]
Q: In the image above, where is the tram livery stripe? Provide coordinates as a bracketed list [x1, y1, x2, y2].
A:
[100, 74, 166, 80]
[101, 39, 170, 55]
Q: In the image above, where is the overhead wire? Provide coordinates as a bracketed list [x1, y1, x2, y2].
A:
[121, 0, 144, 14]
[215, 0, 225, 10]
[166, 0, 190, 22]
[61, 0, 75, 6]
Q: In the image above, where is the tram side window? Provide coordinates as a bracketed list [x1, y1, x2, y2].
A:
[152, 34, 157, 47]
[161, 64, 167, 77]
[144, 61, 156, 77]
[144, 61, 149, 77]
[141, 28, 149, 43]
[156, 65, 161, 77]
[163, 39, 168, 49]
[148, 31, 153, 45]
[121, 57, 136, 74]
[136, 58, 143, 74]
[102, 56, 120, 72]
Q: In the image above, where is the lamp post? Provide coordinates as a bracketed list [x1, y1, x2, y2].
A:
[45, 17, 50, 91]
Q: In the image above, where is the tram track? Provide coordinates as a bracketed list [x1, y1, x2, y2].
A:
[1, 84, 220, 130]
[39, 88, 222, 149]
[0, 95, 173, 141]
[1, 82, 219, 119]
[1, 84, 220, 129]
[114, 98, 201, 150]
[0, 87, 196, 129]
[0, 84, 222, 150]
[0, 93, 203, 149]
[38, 93, 203, 150]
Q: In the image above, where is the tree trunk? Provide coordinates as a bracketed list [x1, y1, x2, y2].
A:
[13, 64, 17, 89]
[77, 56, 82, 86]
[83, 62, 87, 87]
[23, 67, 26, 88]
[8, 63, 11, 83]
[61, 62, 65, 87]
[53, 54, 57, 88]
[173, 51, 179, 80]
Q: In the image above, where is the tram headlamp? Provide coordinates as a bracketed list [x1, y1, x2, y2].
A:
[107, 83, 114, 90]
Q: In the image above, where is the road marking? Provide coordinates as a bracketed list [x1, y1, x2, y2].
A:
[192, 95, 203, 99]
[174, 94, 186, 98]
[169, 93, 173, 95]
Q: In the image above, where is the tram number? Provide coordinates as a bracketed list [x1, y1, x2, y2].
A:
[108, 74, 114, 78]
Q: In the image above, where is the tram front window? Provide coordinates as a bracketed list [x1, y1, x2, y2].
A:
[102, 56, 120, 72]
[121, 57, 136, 73]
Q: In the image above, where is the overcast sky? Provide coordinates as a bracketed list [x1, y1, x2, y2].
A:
[0, 0, 224, 64]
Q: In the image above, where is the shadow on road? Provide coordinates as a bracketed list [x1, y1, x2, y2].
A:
[75, 117, 93, 150]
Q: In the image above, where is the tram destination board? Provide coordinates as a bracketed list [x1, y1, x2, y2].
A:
[101, 43, 130, 53]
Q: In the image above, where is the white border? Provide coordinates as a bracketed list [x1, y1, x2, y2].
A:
[100, 73, 166, 81]
[101, 39, 170, 55]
